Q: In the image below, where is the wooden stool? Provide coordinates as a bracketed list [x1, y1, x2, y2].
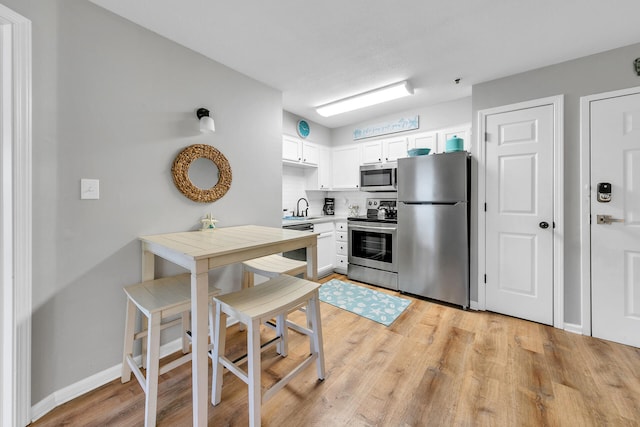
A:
[121, 273, 220, 427]
[240, 254, 308, 346]
[211, 275, 325, 427]
[242, 254, 307, 289]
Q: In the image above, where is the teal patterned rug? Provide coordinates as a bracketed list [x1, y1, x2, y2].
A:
[319, 279, 411, 326]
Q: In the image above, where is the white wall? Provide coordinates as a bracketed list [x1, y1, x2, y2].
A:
[2, 0, 283, 405]
[283, 111, 331, 147]
[472, 41, 640, 325]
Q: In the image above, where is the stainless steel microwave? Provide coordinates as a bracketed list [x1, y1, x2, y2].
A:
[359, 163, 397, 192]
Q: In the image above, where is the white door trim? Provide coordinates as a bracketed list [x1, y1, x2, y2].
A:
[579, 85, 640, 337]
[477, 95, 564, 329]
[0, 4, 32, 426]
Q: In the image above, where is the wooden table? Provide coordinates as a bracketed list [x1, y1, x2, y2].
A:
[139, 225, 318, 426]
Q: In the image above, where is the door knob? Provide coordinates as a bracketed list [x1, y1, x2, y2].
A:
[596, 214, 624, 225]
[539, 221, 549, 229]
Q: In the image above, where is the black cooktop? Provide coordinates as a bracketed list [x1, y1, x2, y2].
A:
[347, 216, 397, 224]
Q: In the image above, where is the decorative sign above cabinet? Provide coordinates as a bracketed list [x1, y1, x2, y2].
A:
[353, 115, 419, 140]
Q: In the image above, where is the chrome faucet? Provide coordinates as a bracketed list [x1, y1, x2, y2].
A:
[296, 197, 309, 217]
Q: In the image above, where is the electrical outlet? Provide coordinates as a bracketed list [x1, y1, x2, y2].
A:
[81, 179, 100, 200]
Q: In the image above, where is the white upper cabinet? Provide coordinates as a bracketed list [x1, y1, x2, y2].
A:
[317, 146, 331, 189]
[282, 135, 301, 162]
[440, 125, 471, 153]
[385, 136, 409, 161]
[361, 136, 408, 164]
[301, 141, 319, 165]
[306, 145, 332, 190]
[282, 135, 319, 166]
[406, 124, 471, 154]
[361, 140, 383, 164]
[408, 130, 438, 152]
[332, 144, 360, 190]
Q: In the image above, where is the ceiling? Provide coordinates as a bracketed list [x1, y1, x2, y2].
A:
[89, 0, 640, 129]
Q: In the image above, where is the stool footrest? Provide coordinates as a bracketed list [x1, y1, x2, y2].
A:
[262, 353, 318, 403]
[133, 317, 183, 341]
[220, 335, 283, 376]
[125, 355, 147, 391]
[219, 355, 249, 384]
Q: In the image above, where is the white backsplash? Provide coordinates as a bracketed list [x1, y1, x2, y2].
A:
[282, 165, 326, 217]
[283, 164, 397, 218]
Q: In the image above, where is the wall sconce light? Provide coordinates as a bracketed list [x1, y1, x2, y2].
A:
[316, 80, 414, 117]
[196, 107, 215, 133]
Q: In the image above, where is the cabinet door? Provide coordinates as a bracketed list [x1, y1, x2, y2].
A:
[332, 145, 360, 189]
[317, 232, 335, 275]
[335, 221, 348, 233]
[408, 131, 438, 152]
[439, 125, 471, 153]
[318, 146, 331, 189]
[283, 135, 301, 162]
[384, 136, 408, 161]
[301, 141, 319, 165]
[361, 140, 383, 164]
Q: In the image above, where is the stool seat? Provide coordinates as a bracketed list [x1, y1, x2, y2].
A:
[121, 273, 220, 427]
[242, 254, 307, 279]
[212, 274, 325, 427]
[240, 255, 309, 340]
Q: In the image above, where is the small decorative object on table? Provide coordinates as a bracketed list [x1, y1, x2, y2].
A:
[200, 213, 218, 231]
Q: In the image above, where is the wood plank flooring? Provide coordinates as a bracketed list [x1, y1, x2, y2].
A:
[30, 274, 640, 426]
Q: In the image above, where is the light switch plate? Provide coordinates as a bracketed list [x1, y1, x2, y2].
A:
[81, 179, 100, 200]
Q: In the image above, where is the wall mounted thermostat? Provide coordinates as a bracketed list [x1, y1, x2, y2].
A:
[597, 182, 612, 203]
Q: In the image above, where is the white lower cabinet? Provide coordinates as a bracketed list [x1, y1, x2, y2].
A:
[334, 221, 348, 274]
[315, 222, 335, 277]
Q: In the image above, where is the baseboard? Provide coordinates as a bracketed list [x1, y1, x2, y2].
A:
[563, 322, 583, 335]
[31, 337, 184, 422]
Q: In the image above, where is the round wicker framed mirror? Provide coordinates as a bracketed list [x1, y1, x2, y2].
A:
[171, 144, 232, 203]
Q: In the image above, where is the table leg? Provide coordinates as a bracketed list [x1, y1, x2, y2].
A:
[191, 262, 209, 426]
[306, 241, 318, 281]
[141, 242, 155, 282]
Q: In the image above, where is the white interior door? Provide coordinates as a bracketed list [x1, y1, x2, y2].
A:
[484, 104, 555, 325]
[590, 92, 640, 348]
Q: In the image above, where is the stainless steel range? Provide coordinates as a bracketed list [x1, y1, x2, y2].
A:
[347, 198, 398, 290]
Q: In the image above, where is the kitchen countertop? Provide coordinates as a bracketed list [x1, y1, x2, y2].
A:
[281, 215, 347, 227]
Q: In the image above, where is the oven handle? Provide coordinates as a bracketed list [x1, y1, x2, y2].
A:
[348, 224, 397, 232]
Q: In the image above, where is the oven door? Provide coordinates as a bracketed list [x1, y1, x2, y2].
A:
[348, 222, 397, 272]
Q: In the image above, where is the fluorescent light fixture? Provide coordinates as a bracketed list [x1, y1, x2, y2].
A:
[316, 80, 414, 117]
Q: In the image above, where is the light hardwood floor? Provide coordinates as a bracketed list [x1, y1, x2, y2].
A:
[30, 274, 640, 426]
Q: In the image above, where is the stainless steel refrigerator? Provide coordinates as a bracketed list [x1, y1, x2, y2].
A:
[397, 151, 470, 308]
